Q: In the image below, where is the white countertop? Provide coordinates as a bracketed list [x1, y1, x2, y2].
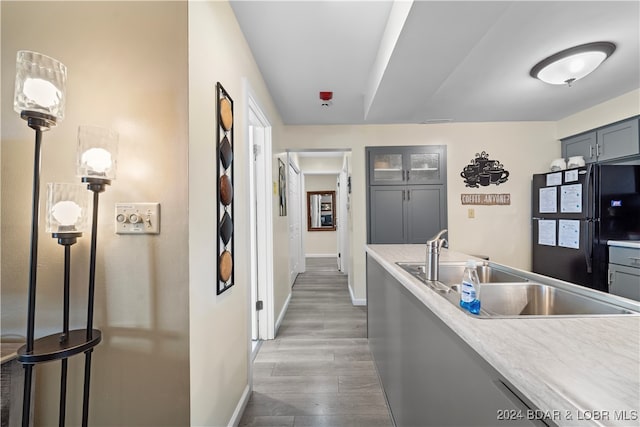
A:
[608, 240, 640, 249]
[365, 244, 640, 427]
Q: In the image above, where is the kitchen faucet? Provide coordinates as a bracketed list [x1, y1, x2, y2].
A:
[426, 229, 448, 281]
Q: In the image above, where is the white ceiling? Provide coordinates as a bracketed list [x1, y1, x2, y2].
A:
[230, 1, 640, 126]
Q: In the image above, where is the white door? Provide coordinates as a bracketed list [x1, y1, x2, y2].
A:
[288, 162, 302, 285]
[247, 94, 273, 342]
[249, 125, 260, 342]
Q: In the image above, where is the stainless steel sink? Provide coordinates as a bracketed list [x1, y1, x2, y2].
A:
[438, 262, 527, 286]
[397, 261, 527, 287]
[450, 283, 635, 316]
[396, 261, 638, 318]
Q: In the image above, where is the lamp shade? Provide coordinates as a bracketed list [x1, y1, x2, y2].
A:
[46, 183, 90, 233]
[530, 42, 616, 86]
[14, 50, 67, 121]
[77, 125, 119, 180]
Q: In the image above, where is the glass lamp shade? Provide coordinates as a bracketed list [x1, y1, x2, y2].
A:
[536, 51, 607, 85]
[530, 42, 616, 86]
[13, 50, 67, 121]
[77, 125, 119, 180]
[46, 183, 90, 233]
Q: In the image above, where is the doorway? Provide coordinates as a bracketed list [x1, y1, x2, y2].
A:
[246, 83, 274, 355]
[287, 150, 352, 290]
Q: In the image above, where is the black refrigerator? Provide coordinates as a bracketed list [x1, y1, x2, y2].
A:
[532, 164, 640, 292]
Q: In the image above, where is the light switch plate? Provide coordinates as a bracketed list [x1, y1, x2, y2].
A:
[115, 203, 160, 234]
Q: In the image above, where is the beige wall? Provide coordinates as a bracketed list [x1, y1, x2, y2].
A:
[1, 2, 190, 425]
[281, 122, 560, 300]
[303, 174, 338, 256]
[188, 1, 286, 425]
[556, 89, 640, 139]
[298, 156, 344, 172]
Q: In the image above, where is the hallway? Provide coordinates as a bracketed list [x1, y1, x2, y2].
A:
[239, 258, 393, 427]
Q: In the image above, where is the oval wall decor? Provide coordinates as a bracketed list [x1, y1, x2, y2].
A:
[219, 175, 233, 206]
[220, 98, 233, 131]
[219, 211, 233, 245]
[220, 136, 233, 170]
[219, 250, 233, 282]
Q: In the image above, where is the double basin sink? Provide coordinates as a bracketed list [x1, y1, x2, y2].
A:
[396, 261, 639, 318]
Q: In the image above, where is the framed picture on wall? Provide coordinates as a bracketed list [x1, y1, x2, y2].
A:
[278, 158, 287, 216]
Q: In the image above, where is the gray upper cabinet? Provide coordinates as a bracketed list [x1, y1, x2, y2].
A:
[367, 146, 447, 244]
[369, 146, 445, 185]
[597, 118, 640, 162]
[563, 131, 597, 163]
[561, 116, 639, 164]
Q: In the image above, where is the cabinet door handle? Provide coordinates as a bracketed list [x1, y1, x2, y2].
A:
[596, 144, 601, 157]
[402, 190, 405, 201]
[589, 145, 594, 158]
[407, 189, 411, 201]
[406, 170, 411, 181]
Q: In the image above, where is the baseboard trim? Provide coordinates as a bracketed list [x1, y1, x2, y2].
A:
[228, 384, 251, 427]
[305, 253, 337, 258]
[348, 284, 367, 306]
[275, 291, 292, 334]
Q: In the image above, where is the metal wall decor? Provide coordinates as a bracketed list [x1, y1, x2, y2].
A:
[461, 151, 510, 188]
[278, 158, 287, 216]
[217, 82, 234, 295]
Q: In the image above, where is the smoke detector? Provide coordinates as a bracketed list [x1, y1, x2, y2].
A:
[319, 91, 333, 107]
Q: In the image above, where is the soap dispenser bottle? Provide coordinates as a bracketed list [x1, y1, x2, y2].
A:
[460, 260, 481, 315]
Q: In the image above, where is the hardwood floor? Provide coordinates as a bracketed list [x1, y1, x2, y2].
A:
[239, 258, 393, 427]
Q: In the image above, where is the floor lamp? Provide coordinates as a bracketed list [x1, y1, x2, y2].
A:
[13, 50, 118, 427]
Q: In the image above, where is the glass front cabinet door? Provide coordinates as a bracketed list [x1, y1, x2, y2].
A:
[368, 146, 445, 185]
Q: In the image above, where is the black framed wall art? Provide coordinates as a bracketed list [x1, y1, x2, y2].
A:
[278, 158, 287, 216]
[216, 82, 234, 295]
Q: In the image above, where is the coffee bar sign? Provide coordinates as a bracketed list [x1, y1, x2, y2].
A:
[461, 193, 511, 205]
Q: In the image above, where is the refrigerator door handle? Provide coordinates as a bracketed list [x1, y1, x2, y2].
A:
[585, 220, 593, 273]
[585, 163, 594, 218]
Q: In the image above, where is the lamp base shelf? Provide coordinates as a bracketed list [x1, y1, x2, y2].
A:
[17, 329, 101, 364]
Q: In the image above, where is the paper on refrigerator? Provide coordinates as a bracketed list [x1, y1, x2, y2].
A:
[538, 220, 556, 246]
[559, 220, 580, 249]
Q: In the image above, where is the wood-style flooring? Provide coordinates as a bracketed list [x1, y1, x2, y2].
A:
[239, 258, 393, 427]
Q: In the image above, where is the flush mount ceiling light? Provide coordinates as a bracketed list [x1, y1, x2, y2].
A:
[530, 42, 616, 86]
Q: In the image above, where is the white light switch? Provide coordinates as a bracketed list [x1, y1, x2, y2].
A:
[115, 203, 160, 234]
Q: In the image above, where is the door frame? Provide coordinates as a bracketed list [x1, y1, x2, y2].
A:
[244, 79, 275, 348]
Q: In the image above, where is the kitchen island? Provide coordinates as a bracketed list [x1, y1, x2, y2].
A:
[366, 244, 640, 427]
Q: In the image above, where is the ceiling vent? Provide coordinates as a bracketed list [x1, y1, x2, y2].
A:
[422, 118, 452, 124]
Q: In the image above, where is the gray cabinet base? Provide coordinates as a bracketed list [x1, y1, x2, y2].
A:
[367, 255, 551, 427]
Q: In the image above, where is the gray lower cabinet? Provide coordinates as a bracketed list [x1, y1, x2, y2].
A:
[369, 185, 446, 244]
[609, 264, 640, 301]
[561, 116, 639, 164]
[608, 246, 640, 301]
[367, 256, 548, 427]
